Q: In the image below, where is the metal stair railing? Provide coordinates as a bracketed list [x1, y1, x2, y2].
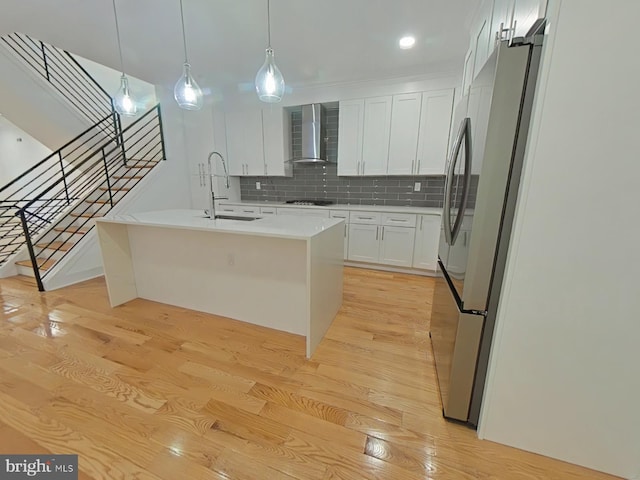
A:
[1, 32, 119, 134]
[17, 104, 166, 291]
[0, 113, 122, 266]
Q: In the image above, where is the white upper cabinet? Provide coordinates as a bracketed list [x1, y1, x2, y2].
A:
[511, 0, 545, 39]
[387, 93, 422, 175]
[416, 89, 455, 176]
[471, 0, 495, 81]
[361, 96, 392, 176]
[461, 48, 475, 96]
[225, 107, 291, 177]
[491, 0, 515, 49]
[262, 107, 292, 177]
[337, 99, 365, 176]
[225, 110, 264, 176]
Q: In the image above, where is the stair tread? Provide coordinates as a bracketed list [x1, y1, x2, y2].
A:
[54, 227, 89, 235]
[85, 199, 116, 205]
[99, 187, 131, 191]
[70, 212, 103, 218]
[16, 258, 56, 271]
[113, 175, 144, 180]
[35, 241, 74, 252]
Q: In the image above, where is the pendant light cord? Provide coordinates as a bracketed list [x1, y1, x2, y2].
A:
[112, 0, 125, 73]
[179, 0, 189, 62]
[267, 0, 272, 48]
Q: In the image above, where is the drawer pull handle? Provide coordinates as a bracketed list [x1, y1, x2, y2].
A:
[359, 217, 373, 220]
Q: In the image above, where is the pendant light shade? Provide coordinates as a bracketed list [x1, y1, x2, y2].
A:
[111, 0, 137, 116]
[175, 0, 203, 110]
[114, 74, 137, 116]
[255, 48, 285, 103]
[174, 63, 203, 110]
[255, 0, 285, 103]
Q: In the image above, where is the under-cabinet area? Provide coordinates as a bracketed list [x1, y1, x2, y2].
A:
[216, 202, 446, 274]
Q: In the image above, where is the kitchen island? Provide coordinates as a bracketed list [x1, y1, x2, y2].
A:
[95, 209, 344, 357]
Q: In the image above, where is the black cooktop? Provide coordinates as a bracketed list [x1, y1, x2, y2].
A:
[285, 200, 334, 206]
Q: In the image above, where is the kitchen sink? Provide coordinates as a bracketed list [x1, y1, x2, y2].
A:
[214, 215, 259, 221]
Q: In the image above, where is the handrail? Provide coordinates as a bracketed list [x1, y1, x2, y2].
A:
[0, 32, 115, 125]
[0, 113, 115, 195]
[14, 104, 166, 290]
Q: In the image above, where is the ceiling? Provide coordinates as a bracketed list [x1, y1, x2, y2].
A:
[0, 0, 481, 98]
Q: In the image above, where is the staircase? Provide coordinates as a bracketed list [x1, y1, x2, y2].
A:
[0, 32, 166, 291]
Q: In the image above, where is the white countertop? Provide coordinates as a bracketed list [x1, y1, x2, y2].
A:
[219, 200, 443, 215]
[98, 209, 343, 240]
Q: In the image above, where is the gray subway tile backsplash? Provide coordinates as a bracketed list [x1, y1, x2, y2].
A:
[239, 105, 462, 208]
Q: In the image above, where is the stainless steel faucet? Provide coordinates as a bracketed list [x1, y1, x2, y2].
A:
[204, 151, 230, 219]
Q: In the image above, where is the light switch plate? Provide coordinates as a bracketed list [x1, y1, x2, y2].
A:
[414, 182, 421, 192]
[256, 182, 261, 190]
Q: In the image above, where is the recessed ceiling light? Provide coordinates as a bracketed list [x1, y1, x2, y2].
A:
[399, 36, 416, 49]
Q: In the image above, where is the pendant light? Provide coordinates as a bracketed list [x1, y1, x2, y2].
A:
[111, 0, 137, 116]
[174, 0, 204, 110]
[255, 0, 285, 103]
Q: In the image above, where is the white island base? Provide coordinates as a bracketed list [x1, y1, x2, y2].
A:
[96, 210, 344, 357]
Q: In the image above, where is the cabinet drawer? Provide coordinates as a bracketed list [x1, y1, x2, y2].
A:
[238, 206, 259, 215]
[217, 205, 239, 214]
[381, 213, 417, 227]
[330, 210, 350, 221]
[260, 207, 276, 215]
[349, 211, 381, 225]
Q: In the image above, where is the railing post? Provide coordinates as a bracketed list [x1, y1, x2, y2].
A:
[18, 209, 44, 292]
[102, 148, 114, 207]
[40, 41, 50, 82]
[58, 152, 70, 205]
[157, 105, 168, 161]
[116, 113, 127, 166]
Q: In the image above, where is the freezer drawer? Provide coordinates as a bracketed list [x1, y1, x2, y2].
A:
[430, 266, 484, 421]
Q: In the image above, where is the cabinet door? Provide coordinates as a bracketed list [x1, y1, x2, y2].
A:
[361, 96, 392, 175]
[447, 228, 470, 276]
[412, 214, 442, 270]
[379, 226, 415, 267]
[417, 89, 455, 176]
[262, 107, 292, 177]
[512, 0, 543, 39]
[190, 174, 210, 211]
[347, 224, 380, 262]
[491, 0, 515, 50]
[225, 110, 264, 176]
[471, 0, 494, 80]
[387, 93, 422, 175]
[337, 99, 364, 176]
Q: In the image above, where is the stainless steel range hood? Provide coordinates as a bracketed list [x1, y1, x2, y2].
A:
[293, 104, 327, 163]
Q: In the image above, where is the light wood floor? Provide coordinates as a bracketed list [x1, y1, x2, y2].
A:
[0, 268, 619, 479]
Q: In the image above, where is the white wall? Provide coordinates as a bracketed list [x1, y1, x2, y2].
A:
[0, 46, 90, 151]
[479, 1, 640, 478]
[75, 55, 157, 127]
[0, 115, 51, 187]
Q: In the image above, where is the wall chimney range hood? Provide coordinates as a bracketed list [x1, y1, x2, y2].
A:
[292, 104, 328, 163]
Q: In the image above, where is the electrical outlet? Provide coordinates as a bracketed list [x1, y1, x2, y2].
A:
[414, 182, 421, 192]
[227, 253, 235, 266]
[256, 182, 261, 190]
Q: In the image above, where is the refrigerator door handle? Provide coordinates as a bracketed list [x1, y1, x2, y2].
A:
[444, 117, 472, 246]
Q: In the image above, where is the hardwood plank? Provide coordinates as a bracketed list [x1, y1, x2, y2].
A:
[0, 269, 620, 480]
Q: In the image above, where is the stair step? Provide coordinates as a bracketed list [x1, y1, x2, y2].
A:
[99, 187, 131, 191]
[126, 161, 159, 169]
[16, 258, 56, 271]
[54, 227, 89, 235]
[85, 199, 115, 205]
[113, 175, 144, 180]
[35, 241, 74, 252]
[70, 212, 103, 219]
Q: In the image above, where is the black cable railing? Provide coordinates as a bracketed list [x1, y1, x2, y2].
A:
[1, 32, 118, 130]
[16, 105, 165, 290]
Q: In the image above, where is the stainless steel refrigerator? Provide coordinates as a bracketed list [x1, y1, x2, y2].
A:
[431, 27, 544, 426]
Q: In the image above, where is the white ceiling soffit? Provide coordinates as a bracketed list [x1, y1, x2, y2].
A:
[0, 0, 480, 96]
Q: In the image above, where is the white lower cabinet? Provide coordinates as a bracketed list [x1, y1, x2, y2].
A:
[348, 212, 416, 267]
[348, 224, 380, 263]
[378, 226, 415, 267]
[412, 214, 442, 270]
